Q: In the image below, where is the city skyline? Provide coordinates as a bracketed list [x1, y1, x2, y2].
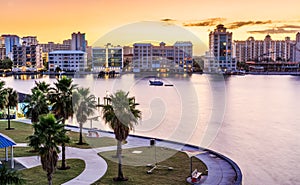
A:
[2, 0, 300, 55]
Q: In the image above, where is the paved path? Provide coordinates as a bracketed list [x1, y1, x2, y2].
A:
[91, 130, 239, 185]
[15, 146, 108, 185]
[14, 119, 241, 185]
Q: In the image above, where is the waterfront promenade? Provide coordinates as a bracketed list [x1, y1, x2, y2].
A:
[13, 119, 242, 185]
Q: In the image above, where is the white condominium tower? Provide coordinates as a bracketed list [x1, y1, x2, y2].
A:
[208, 24, 235, 72]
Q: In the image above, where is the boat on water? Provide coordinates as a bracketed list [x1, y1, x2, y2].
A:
[149, 79, 164, 86]
[218, 69, 246, 75]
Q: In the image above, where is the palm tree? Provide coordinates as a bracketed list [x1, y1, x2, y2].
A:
[33, 81, 50, 93]
[73, 87, 97, 144]
[5, 88, 18, 130]
[49, 76, 77, 170]
[22, 82, 50, 123]
[0, 165, 25, 185]
[23, 89, 49, 123]
[0, 81, 8, 111]
[27, 114, 69, 185]
[101, 90, 141, 181]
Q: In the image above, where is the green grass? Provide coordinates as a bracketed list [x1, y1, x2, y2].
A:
[84, 137, 117, 148]
[0, 121, 118, 150]
[21, 159, 85, 185]
[0, 147, 38, 157]
[0, 121, 34, 143]
[0, 121, 209, 185]
[93, 147, 208, 185]
[67, 132, 118, 149]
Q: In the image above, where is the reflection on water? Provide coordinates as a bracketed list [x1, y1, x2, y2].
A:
[210, 75, 300, 185]
[1, 74, 300, 184]
[13, 74, 44, 80]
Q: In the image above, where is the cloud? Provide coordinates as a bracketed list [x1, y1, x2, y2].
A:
[227, 20, 272, 29]
[183, 17, 226, 27]
[161, 18, 176, 22]
[277, 24, 300, 29]
[248, 28, 300, 34]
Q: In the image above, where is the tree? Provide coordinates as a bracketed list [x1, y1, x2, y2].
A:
[55, 66, 61, 73]
[5, 88, 18, 130]
[0, 81, 8, 110]
[0, 57, 13, 70]
[101, 90, 141, 181]
[22, 81, 50, 123]
[72, 87, 97, 144]
[27, 114, 69, 185]
[33, 81, 50, 93]
[0, 165, 25, 185]
[49, 76, 76, 170]
[23, 90, 49, 123]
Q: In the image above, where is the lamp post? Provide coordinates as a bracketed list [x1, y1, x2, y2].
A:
[104, 90, 110, 105]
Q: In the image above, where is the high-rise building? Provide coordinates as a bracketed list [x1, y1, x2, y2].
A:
[22, 36, 38, 46]
[132, 41, 193, 73]
[208, 24, 235, 72]
[234, 35, 293, 62]
[174, 41, 193, 70]
[133, 43, 152, 72]
[92, 43, 123, 72]
[123, 46, 133, 55]
[0, 47, 6, 60]
[292, 33, 300, 62]
[1, 34, 20, 60]
[39, 41, 71, 71]
[48, 50, 87, 72]
[63, 39, 71, 46]
[71, 32, 86, 52]
[40, 42, 71, 53]
[12, 42, 43, 70]
[203, 51, 218, 72]
[86, 45, 92, 61]
[0, 38, 6, 60]
[123, 46, 133, 71]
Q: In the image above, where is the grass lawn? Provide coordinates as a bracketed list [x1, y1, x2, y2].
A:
[1, 121, 209, 185]
[21, 159, 85, 185]
[93, 147, 208, 185]
[0, 147, 38, 157]
[0, 121, 118, 150]
[67, 132, 118, 149]
[84, 136, 117, 148]
[0, 121, 34, 143]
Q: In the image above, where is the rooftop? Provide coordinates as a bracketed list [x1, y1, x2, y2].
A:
[49, 50, 86, 54]
[0, 133, 16, 148]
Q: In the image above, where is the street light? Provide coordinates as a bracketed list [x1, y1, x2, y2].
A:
[146, 139, 173, 174]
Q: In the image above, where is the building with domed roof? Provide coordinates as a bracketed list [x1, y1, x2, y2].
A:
[234, 35, 293, 62]
[208, 24, 235, 72]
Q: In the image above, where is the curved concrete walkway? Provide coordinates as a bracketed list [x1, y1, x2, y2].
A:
[15, 146, 108, 185]
[14, 119, 242, 185]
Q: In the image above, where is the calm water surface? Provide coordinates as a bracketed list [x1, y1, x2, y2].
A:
[2, 74, 300, 185]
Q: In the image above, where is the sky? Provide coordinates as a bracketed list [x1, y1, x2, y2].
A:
[1, 0, 300, 55]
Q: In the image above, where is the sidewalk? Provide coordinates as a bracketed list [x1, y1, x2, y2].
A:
[14, 146, 108, 185]
[14, 119, 242, 185]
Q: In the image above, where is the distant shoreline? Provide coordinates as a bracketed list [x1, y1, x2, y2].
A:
[2, 70, 300, 77]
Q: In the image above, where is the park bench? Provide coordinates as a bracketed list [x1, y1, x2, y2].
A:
[191, 169, 202, 183]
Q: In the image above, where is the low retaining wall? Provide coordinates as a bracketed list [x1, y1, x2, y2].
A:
[67, 125, 243, 185]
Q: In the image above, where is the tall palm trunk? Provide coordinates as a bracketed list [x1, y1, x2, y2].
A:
[7, 106, 11, 130]
[79, 123, 83, 144]
[117, 140, 124, 179]
[59, 118, 68, 170]
[47, 172, 53, 185]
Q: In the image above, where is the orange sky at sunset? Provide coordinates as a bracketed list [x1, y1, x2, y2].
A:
[1, 0, 300, 55]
